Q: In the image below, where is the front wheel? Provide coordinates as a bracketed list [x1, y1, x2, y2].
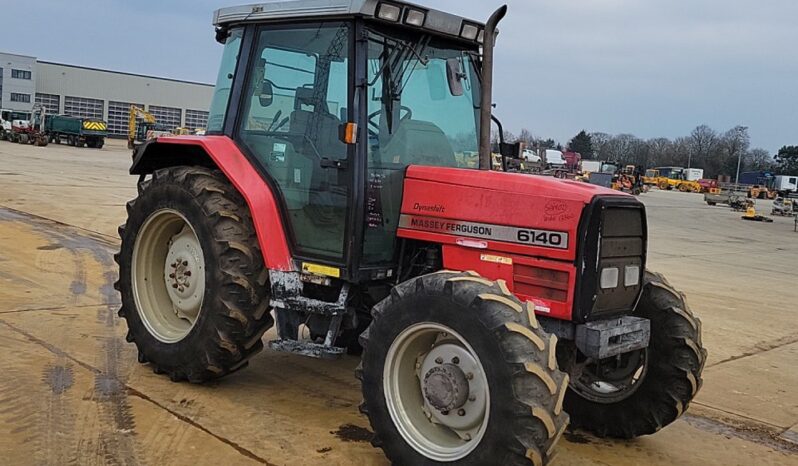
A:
[564, 271, 706, 438]
[359, 272, 569, 465]
[115, 166, 274, 382]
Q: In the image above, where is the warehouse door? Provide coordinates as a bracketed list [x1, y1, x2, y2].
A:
[148, 106, 182, 131]
[64, 96, 104, 120]
[108, 101, 144, 136]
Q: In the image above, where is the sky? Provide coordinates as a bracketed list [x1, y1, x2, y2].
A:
[4, 0, 796, 153]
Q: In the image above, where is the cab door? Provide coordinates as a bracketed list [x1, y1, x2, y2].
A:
[235, 22, 354, 266]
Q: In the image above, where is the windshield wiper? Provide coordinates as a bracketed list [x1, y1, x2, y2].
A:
[370, 33, 430, 131]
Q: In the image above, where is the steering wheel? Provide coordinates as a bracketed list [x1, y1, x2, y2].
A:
[367, 106, 413, 137]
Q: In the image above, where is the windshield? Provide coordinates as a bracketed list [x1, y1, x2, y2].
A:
[366, 28, 481, 169]
[362, 29, 481, 264]
[1, 111, 31, 121]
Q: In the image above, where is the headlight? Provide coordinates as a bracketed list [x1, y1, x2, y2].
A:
[405, 9, 426, 27]
[624, 265, 640, 287]
[460, 23, 479, 40]
[600, 267, 619, 289]
[377, 3, 401, 22]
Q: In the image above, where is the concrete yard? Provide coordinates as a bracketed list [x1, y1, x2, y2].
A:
[0, 140, 796, 465]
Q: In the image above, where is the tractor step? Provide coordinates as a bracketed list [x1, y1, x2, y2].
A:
[268, 339, 346, 359]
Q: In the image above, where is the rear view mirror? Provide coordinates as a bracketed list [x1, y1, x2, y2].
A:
[446, 58, 464, 97]
[259, 80, 274, 107]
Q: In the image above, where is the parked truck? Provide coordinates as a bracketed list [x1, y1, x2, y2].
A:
[0, 109, 31, 141]
[772, 175, 798, 195]
[46, 115, 108, 148]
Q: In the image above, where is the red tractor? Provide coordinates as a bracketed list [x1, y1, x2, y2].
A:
[115, 2, 706, 464]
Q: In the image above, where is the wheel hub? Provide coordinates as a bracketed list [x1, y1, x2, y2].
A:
[423, 363, 469, 412]
[163, 226, 204, 320]
[132, 209, 205, 344]
[418, 342, 488, 435]
[383, 324, 491, 461]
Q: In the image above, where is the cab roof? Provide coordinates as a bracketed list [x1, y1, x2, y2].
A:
[214, 0, 486, 43]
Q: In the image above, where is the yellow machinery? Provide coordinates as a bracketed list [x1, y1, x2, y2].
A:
[644, 167, 701, 192]
[127, 105, 176, 149]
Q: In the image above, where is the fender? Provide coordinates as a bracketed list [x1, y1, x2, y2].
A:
[131, 135, 294, 271]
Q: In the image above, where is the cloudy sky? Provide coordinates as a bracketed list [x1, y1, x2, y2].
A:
[5, 0, 796, 152]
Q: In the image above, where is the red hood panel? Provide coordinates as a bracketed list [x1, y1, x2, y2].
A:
[399, 166, 629, 261]
[406, 165, 627, 201]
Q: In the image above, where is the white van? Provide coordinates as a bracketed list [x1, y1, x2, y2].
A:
[682, 168, 704, 181]
[544, 149, 566, 167]
[773, 175, 798, 193]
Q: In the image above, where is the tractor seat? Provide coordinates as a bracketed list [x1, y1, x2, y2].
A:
[377, 119, 457, 168]
[289, 87, 346, 159]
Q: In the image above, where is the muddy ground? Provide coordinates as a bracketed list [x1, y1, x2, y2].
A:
[0, 140, 796, 465]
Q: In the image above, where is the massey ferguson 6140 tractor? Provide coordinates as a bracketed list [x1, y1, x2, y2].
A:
[115, 1, 706, 464]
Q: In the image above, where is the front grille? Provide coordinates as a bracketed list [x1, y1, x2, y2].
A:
[573, 196, 647, 322]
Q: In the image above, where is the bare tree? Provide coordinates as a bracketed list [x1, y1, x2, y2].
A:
[721, 126, 750, 181]
[746, 148, 775, 172]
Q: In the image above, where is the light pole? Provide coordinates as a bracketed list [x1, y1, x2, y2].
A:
[733, 126, 748, 184]
[735, 149, 743, 184]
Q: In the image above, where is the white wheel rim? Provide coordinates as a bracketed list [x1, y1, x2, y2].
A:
[384, 323, 490, 461]
[132, 209, 205, 343]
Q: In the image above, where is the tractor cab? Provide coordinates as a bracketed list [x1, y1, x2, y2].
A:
[203, 1, 487, 280]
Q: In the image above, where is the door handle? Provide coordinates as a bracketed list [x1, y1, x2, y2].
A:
[320, 158, 349, 169]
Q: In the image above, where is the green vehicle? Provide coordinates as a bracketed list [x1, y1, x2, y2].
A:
[46, 114, 108, 148]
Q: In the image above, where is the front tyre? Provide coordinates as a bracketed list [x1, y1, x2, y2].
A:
[359, 272, 569, 465]
[564, 271, 707, 438]
[115, 166, 274, 382]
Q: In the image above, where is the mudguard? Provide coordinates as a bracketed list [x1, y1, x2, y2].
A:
[130, 135, 293, 271]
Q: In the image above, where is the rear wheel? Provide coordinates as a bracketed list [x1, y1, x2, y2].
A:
[564, 271, 706, 438]
[115, 166, 274, 382]
[359, 271, 568, 465]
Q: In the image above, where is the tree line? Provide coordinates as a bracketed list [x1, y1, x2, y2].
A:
[503, 125, 796, 179]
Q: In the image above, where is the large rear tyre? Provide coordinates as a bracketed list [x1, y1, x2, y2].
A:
[564, 271, 706, 438]
[359, 271, 568, 465]
[115, 166, 273, 382]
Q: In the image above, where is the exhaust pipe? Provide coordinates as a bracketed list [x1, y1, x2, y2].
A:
[478, 5, 508, 170]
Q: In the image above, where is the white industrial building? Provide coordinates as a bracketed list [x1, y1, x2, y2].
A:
[1, 51, 214, 136]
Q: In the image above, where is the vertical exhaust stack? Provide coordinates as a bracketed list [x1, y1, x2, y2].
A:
[479, 5, 508, 170]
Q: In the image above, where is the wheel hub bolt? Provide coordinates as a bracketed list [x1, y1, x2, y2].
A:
[172, 283, 178, 289]
[183, 260, 188, 266]
[458, 409, 466, 416]
[452, 356, 460, 364]
[435, 357, 443, 364]
[466, 372, 473, 380]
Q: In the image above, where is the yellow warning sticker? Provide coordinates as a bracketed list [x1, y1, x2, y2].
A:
[480, 254, 513, 265]
[302, 262, 341, 278]
[83, 121, 107, 131]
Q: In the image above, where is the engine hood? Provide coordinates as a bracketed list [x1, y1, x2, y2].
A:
[398, 166, 634, 262]
[406, 166, 628, 202]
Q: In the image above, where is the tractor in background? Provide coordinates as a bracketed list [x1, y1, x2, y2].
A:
[114, 2, 706, 464]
